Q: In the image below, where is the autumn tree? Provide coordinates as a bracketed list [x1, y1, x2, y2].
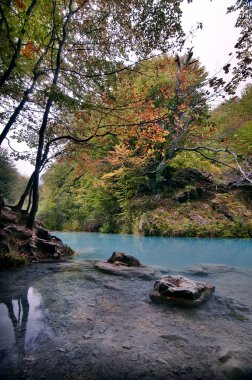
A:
[0, 0, 59, 145]
[1, 0, 251, 229]
[96, 53, 209, 185]
[0, 0, 187, 228]
[38, 56, 252, 233]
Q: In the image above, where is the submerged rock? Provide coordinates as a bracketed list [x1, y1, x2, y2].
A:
[95, 251, 170, 279]
[149, 275, 215, 306]
[94, 261, 167, 280]
[107, 251, 141, 267]
[185, 264, 234, 275]
[217, 348, 252, 379]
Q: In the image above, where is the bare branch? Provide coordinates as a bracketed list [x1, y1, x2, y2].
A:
[176, 145, 252, 185]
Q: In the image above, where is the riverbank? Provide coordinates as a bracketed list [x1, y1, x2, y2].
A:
[128, 188, 252, 238]
[0, 205, 74, 269]
[39, 169, 252, 238]
[0, 260, 252, 380]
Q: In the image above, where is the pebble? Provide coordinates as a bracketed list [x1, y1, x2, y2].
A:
[122, 344, 131, 350]
[83, 334, 91, 339]
[156, 358, 169, 366]
[24, 356, 36, 362]
[218, 351, 231, 363]
[92, 349, 100, 357]
[160, 334, 188, 343]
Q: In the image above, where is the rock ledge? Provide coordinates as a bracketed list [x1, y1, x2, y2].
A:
[0, 205, 74, 268]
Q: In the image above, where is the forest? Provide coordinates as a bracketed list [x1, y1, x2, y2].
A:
[1, 2, 252, 378]
[38, 83, 252, 237]
[0, 0, 251, 237]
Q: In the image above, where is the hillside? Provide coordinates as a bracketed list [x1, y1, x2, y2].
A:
[37, 82, 252, 237]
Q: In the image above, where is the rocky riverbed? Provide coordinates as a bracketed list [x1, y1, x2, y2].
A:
[0, 260, 252, 380]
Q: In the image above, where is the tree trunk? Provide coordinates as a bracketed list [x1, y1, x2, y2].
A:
[0, 1, 12, 30]
[0, 0, 37, 88]
[26, 170, 40, 228]
[155, 156, 168, 184]
[13, 172, 34, 211]
[0, 76, 38, 146]
[26, 0, 74, 229]
[26, 100, 52, 229]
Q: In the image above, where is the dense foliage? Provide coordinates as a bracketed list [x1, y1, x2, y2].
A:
[0, 0, 251, 230]
[0, 148, 27, 203]
[38, 81, 252, 236]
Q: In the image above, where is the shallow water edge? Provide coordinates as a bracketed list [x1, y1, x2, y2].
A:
[0, 259, 252, 380]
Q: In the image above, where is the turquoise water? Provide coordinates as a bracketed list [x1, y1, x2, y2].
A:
[55, 232, 252, 270]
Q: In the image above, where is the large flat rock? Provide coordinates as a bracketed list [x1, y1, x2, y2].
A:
[94, 261, 169, 280]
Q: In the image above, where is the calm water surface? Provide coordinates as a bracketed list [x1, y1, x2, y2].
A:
[55, 232, 252, 269]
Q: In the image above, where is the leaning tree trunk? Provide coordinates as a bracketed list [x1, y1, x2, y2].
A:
[13, 172, 34, 211]
[26, 0, 74, 229]
[25, 101, 52, 228]
[0, 76, 38, 146]
[0, 26, 55, 145]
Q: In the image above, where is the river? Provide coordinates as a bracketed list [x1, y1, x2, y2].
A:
[55, 232, 252, 269]
[0, 233, 252, 379]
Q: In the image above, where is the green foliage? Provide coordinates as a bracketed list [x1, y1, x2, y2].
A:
[169, 151, 219, 173]
[38, 162, 76, 230]
[74, 184, 120, 233]
[210, 84, 252, 155]
[0, 149, 17, 202]
[38, 159, 121, 231]
[38, 64, 252, 237]
[0, 148, 27, 204]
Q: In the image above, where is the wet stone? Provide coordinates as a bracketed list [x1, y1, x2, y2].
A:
[92, 349, 100, 357]
[156, 358, 169, 366]
[122, 344, 131, 350]
[108, 251, 141, 267]
[149, 275, 215, 306]
[58, 348, 66, 353]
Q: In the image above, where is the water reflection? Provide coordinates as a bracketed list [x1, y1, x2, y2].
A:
[0, 284, 47, 377]
[0, 287, 29, 355]
[0, 259, 252, 379]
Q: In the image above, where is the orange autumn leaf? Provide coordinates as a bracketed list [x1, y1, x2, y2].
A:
[15, 0, 26, 10]
[21, 42, 37, 59]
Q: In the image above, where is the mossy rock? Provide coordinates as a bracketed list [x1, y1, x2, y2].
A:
[0, 252, 28, 268]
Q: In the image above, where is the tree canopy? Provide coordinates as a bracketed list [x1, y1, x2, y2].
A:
[0, 0, 251, 228]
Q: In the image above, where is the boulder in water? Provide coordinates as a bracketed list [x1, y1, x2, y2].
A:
[149, 275, 215, 306]
[107, 251, 141, 267]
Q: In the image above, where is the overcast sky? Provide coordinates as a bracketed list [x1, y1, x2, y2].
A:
[181, 0, 240, 77]
[7, 0, 251, 176]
